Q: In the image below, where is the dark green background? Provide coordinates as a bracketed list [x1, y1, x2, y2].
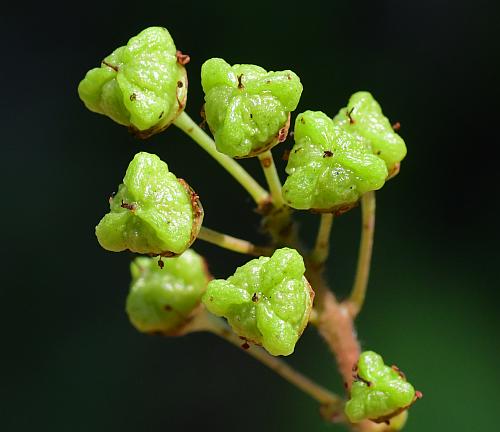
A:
[2, 1, 498, 431]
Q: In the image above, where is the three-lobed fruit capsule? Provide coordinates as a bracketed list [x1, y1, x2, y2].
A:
[78, 27, 188, 138]
[202, 247, 314, 356]
[96, 152, 203, 256]
[201, 58, 303, 158]
[345, 351, 417, 424]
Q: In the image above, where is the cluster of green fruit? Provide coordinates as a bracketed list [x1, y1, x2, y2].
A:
[78, 26, 415, 426]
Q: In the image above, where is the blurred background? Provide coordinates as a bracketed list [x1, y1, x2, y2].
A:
[1, 1, 498, 431]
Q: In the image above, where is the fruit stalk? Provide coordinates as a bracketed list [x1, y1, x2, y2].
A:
[310, 213, 334, 265]
[174, 111, 270, 206]
[347, 191, 376, 317]
[258, 150, 286, 209]
[197, 226, 273, 256]
[192, 310, 343, 409]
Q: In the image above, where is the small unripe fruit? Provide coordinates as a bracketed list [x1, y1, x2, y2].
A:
[333, 92, 406, 178]
[202, 248, 313, 356]
[201, 58, 302, 158]
[126, 250, 210, 335]
[345, 351, 417, 424]
[78, 27, 188, 138]
[96, 152, 203, 256]
[283, 110, 388, 213]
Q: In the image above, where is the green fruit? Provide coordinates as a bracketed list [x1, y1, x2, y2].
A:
[333, 92, 406, 177]
[201, 58, 303, 158]
[282, 111, 388, 212]
[96, 152, 203, 256]
[345, 351, 416, 424]
[126, 250, 210, 335]
[202, 248, 313, 356]
[78, 27, 187, 138]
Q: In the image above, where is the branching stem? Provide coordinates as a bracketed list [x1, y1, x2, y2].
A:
[198, 226, 273, 257]
[347, 191, 376, 317]
[174, 111, 270, 206]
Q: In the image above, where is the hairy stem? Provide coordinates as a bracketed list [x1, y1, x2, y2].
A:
[258, 150, 286, 208]
[174, 111, 270, 206]
[317, 290, 361, 388]
[191, 310, 343, 409]
[198, 226, 273, 256]
[310, 213, 334, 266]
[305, 263, 360, 390]
[347, 191, 376, 317]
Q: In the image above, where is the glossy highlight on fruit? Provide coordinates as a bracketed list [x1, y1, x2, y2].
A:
[96, 152, 203, 256]
[126, 250, 210, 335]
[202, 248, 313, 356]
[282, 111, 388, 212]
[333, 92, 406, 177]
[201, 58, 302, 158]
[345, 351, 416, 424]
[78, 27, 188, 138]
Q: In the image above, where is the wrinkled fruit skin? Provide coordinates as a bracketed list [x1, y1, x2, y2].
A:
[78, 27, 187, 137]
[201, 58, 303, 158]
[345, 351, 416, 424]
[333, 92, 406, 177]
[283, 110, 388, 212]
[96, 152, 203, 256]
[126, 250, 210, 335]
[202, 248, 313, 356]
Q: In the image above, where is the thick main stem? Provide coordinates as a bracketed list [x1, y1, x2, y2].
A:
[307, 271, 378, 431]
[305, 265, 360, 390]
[198, 226, 273, 256]
[258, 150, 286, 208]
[317, 290, 361, 388]
[174, 111, 270, 206]
[195, 311, 343, 409]
[347, 191, 376, 317]
[311, 213, 334, 266]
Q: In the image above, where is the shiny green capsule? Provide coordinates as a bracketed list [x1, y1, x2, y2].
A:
[201, 58, 303, 158]
[96, 152, 203, 256]
[333, 92, 406, 177]
[127, 250, 210, 335]
[78, 27, 188, 138]
[345, 351, 416, 424]
[202, 248, 313, 356]
[282, 111, 388, 212]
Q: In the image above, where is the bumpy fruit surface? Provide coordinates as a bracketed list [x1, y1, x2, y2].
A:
[202, 248, 313, 356]
[282, 111, 388, 212]
[201, 58, 302, 158]
[96, 152, 203, 256]
[78, 27, 187, 137]
[126, 250, 210, 335]
[345, 351, 416, 423]
[333, 92, 406, 177]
